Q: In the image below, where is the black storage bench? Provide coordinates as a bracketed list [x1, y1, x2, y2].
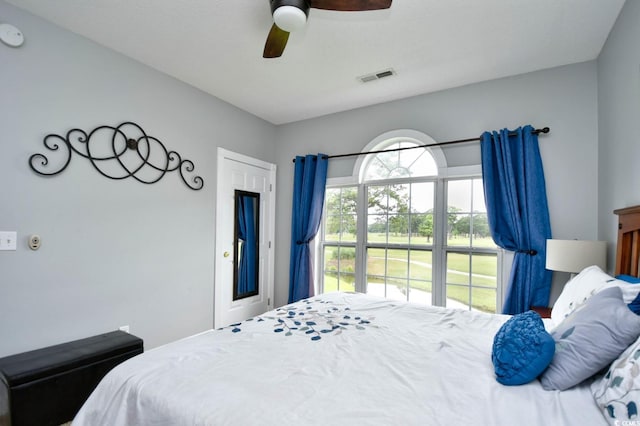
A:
[0, 330, 143, 426]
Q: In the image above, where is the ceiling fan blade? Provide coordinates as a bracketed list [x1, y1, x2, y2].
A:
[263, 23, 290, 58]
[309, 0, 391, 11]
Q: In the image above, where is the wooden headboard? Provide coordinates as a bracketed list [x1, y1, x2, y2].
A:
[614, 205, 640, 277]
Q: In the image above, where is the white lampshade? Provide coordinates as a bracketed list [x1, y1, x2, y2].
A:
[273, 6, 307, 32]
[545, 239, 607, 273]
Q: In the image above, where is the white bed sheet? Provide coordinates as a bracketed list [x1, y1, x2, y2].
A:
[74, 292, 605, 425]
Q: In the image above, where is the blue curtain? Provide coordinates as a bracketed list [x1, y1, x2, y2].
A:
[480, 125, 552, 315]
[288, 154, 328, 303]
[237, 195, 256, 295]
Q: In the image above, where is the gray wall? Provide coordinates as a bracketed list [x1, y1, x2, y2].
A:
[273, 61, 600, 307]
[597, 0, 640, 268]
[0, 1, 276, 357]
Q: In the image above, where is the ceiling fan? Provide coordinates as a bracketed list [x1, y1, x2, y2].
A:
[263, 0, 393, 58]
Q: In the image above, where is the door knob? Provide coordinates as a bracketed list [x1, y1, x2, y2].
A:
[223, 251, 230, 258]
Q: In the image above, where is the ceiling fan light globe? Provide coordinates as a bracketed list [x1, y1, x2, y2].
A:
[273, 6, 307, 32]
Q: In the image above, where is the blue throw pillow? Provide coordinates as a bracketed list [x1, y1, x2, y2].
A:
[629, 291, 640, 314]
[617, 274, 640, 284]
[492, 310, 555, 386]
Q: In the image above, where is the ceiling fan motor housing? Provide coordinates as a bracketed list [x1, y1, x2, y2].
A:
[264, 0, 392, 58]
[270, 0, 311, 16]
[271, 0, 310, 32]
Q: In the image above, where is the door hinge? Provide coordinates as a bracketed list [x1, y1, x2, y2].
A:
[268, 298, 271, 306]
[269, 184, 272, 192]
[269, 241, 272, 249]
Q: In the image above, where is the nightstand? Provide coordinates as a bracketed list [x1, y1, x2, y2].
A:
[531, 306, 552, 318]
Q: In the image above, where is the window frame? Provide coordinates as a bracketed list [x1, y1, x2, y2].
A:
[362, 176, 437, 303]
[317, 130, 505, 312]
[443, 177, 502, 312]
[321, 186, 359, 293]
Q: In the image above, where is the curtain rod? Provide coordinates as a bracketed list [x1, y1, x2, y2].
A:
[291, 126, 550, 162]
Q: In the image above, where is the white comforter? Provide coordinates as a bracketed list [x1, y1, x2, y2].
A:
[74, 292, 605, 425]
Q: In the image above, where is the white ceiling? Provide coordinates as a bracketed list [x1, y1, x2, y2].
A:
[8, 0, 625, 125]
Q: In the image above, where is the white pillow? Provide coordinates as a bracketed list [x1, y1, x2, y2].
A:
[550, 266, 640, 326]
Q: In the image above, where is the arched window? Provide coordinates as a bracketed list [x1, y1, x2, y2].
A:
[320, 130, 500, 312]
[362, 141, 438, 181]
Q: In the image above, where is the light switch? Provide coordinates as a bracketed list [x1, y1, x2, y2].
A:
[0, 231, 17, 251]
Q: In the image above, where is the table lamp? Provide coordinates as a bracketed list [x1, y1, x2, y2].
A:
[545, 239, 607, 278]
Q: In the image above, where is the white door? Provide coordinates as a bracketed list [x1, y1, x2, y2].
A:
[214, 148, 276, 329]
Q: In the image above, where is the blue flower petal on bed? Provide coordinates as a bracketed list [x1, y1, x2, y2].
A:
[560, 326, 575, 340]
[491, 311, 555, 386]
[628, 401, 638, 418]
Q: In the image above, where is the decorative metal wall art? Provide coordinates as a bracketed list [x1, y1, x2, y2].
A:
[29, 121, 204, 190]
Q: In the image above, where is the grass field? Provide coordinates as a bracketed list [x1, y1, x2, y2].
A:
[323, 234, 498, 312]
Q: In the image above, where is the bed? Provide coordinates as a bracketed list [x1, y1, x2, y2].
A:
[73, 207, 640, 426]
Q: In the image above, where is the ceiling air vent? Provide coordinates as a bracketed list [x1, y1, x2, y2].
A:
[357, 68, 396, 83]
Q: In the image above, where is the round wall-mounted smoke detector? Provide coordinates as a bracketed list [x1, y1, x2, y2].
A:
[0, 23, 24, 47]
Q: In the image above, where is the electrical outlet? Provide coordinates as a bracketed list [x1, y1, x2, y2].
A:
[119, 325, 130, 333]
[0, 232, 17, 251]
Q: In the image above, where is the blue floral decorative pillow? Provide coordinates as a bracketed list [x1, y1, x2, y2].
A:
[592, 336, 640, 425]
[491, 311, 555, 386]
